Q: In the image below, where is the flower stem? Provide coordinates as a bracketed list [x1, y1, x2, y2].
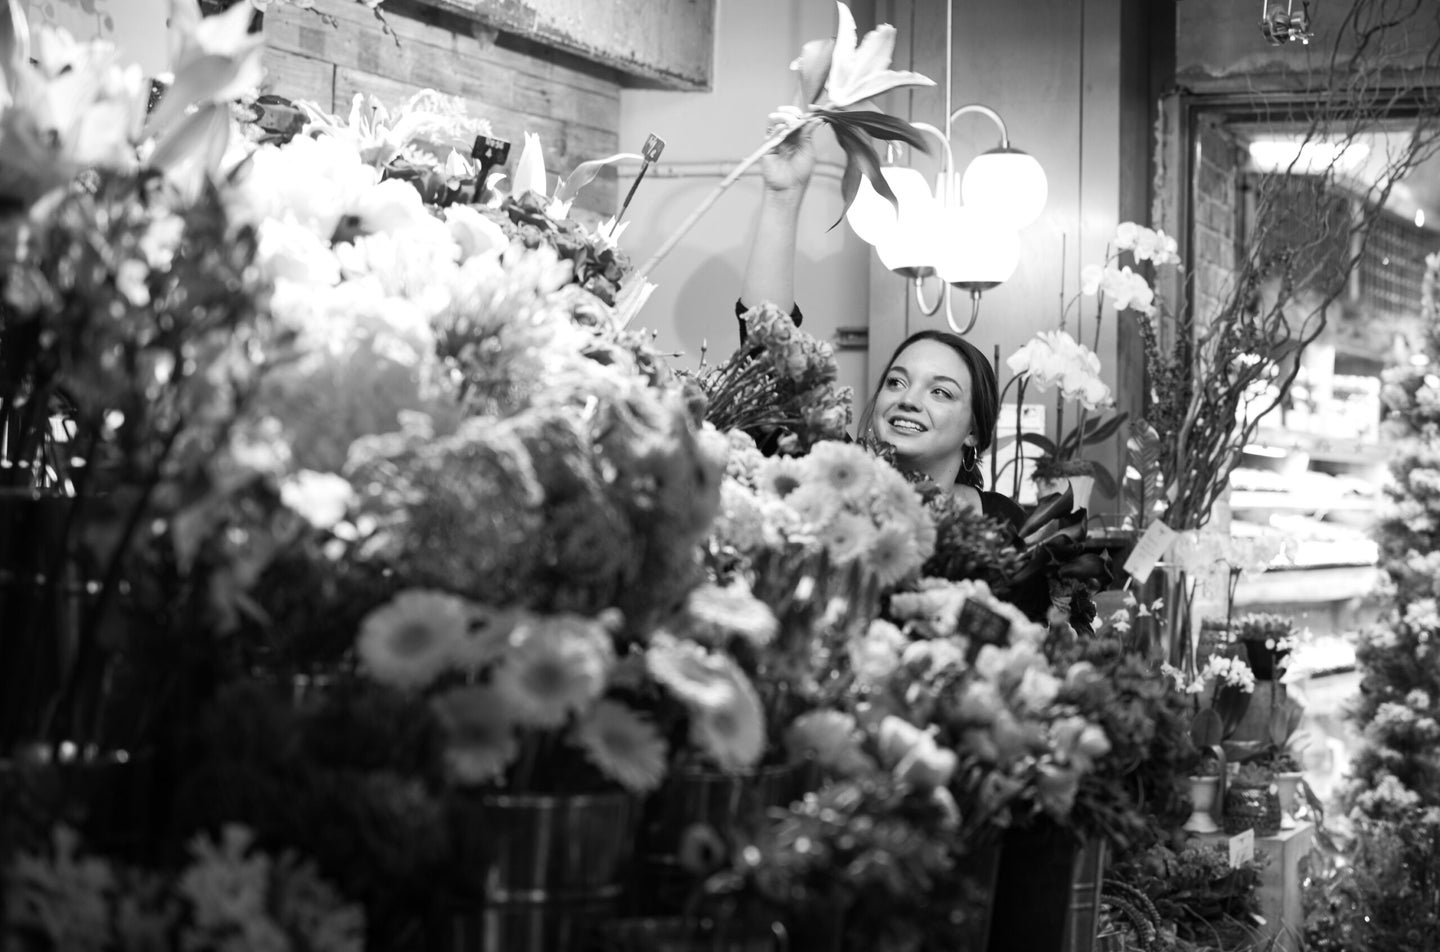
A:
[633, 118, 817, 285]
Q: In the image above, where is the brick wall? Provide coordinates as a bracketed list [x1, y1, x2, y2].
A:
[260, 0, 625, 215]
[1192, 117, 1243, 329]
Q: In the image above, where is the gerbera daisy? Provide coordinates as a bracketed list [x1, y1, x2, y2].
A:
[645, 631, 736, 709]
[572, 700, 668, 793]
[356, 589, 470, 690]
[687, 657, 766, 773]
[867, 465, 926, 525]
[784, 482, 840, 531]
[430, 685, 517, 786]
[753, 455, 806, 499]
[866, 523, 924, 587]
[682, 579, 778, 649]
[492, 613, 614, 728]
[820, 510, 875, 564]
[449, 603, 527, 671]
[806, 441, 874, 502]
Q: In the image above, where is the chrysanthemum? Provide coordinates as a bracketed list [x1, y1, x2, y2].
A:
[645, 631, 736, 709]
[821, 510, 875, 564]
[866, 523, 924, 587]
[572, 700, 668, 793]
[688, 660, 766, 773]
[430, 685, 518, 786]
[356, 589, 470, 690]
[805, 441, 874, 501]
[683, 579, 778, 649]
[492, 613, 615, 728]
[784, 481, 840, 530]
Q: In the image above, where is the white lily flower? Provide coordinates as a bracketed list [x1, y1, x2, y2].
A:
[821, 1, 934, 108]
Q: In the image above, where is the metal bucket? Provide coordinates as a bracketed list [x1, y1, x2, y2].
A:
[439, 790, 638, 952]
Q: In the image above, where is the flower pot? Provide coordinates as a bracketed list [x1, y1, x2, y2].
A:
[440, 790, 639, 952]
[1275, 771, 1304, 830]
[1182, 775, 1222, 834]
[988, 821, 1105, 952]
[1222, 783, 1281, 837]
[635, 761, 818, 915]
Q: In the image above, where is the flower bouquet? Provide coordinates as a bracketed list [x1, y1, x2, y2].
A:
[691, 303, 854, 454]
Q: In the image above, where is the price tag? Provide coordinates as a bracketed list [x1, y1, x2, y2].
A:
[641, 133, 666, 163]
[958, 599, 1012, 662]
[471, 135, 512, 166]
[1122, 520, 1177, 583]
[1228, 828, 1255, 868]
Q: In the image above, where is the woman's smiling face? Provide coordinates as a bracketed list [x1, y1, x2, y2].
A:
[873, 338, 976, 487]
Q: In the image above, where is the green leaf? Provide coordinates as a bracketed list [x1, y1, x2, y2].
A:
[1089, 461, 1119, 498]
[815, 108, 931, 152]
[554, 152, 643, 205]
[1080, 412, 1128, 445]
[1017, 432, 1059, 455]
[1191, 708, 1224, 748]
[828, 121, 892, 228]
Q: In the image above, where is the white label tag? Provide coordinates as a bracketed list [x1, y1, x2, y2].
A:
[1123, 520, 1177, 583]
[1228, 828, 1255, 868]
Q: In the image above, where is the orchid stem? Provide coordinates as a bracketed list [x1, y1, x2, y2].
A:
[633, 119, 817, 285]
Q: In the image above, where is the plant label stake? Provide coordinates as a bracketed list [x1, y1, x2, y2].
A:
[614, 133, 665, 227]
[471, 135, 511, 204]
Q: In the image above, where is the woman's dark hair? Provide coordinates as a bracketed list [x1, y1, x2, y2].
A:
[857, 329, 1001, 490]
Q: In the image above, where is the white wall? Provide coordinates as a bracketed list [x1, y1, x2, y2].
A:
[617, 0, 873, 417]
[22, 0, 169, 74]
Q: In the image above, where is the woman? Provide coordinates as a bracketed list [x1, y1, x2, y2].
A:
[738, 120, 1025, 529]
[858, 329, 1026, 530]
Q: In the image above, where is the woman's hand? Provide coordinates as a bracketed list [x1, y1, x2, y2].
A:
[760, 108, 816, 196]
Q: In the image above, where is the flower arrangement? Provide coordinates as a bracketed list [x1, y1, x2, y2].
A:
[691, 303, 854, 453]
[4, 824, 365, 952]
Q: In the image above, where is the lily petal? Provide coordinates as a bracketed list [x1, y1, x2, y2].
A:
[790, 37, 834, 104]
[826, 1, 861, 100]
[831, 68, 935, 108]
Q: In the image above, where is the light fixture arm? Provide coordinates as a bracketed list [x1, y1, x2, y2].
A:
[948, 103, 1010, 150]
[914, 273, 943, 316]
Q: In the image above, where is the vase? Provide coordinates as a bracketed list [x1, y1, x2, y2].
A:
[1275, 771, 1304, 830]
[988, 821, 1105, 952]
[439, 790, 638, 952]
[634, 761, 817, 915]
[1182, 775, 1222, 833]
[1222, 783, 1281, 837]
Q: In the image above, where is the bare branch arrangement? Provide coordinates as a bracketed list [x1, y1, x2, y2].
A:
[1139, 0, 1440, 532]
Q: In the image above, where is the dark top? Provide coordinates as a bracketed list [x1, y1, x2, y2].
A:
[735, 299, 803, 345]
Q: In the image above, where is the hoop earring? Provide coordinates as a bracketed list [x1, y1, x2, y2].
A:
[962, 444, 979, 473]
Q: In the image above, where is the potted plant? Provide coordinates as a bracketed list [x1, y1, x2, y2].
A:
[1183, 749, 1224, 834]
[1222, 761, 1282, 836]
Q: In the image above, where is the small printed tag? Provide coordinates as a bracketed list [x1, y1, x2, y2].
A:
[1228, 828, 1255, 868]
[958, 599, 1011, 662]
[471, 135, 512, 166]
[641, 133, 666, 162]
[1122, 520, 1178, 583]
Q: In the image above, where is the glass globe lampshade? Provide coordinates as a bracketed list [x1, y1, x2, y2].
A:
[846, 167, 943, 278]
[933, 206, 1020, 290]
[960, 147, 1048, 229]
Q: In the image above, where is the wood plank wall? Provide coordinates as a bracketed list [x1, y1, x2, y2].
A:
[261, 0, 622, 214]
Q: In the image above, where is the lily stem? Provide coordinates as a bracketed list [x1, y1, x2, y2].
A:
[633, 118, 818, 285]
